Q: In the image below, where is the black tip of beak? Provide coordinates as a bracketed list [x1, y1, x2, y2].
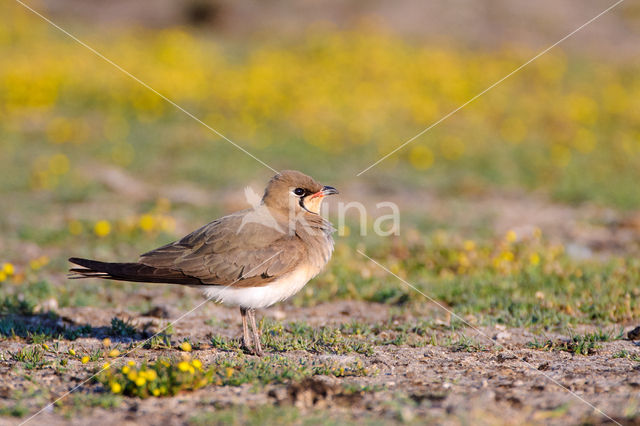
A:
[322, 185, 339, 196]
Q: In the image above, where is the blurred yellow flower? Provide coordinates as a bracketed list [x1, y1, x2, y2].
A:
[94, 220, 111, 237]
[110, 382, 122, 394]
[122, 366, 130, 374]
[191, 359, 202, 370]
[505, 230, 517, 243]
[409, 145, 434, 170]
[499, 251, 514, 262]
[47, 117, 74, 144]
[48, 154, 70, 175]
[29, 256, 49, 270]
[144, 369, 157, 381]
[2, 263, 15, 275]
[108, 349, 121, 357]
[178, 361, 190, 372]
[102, 338, 112, 347]
[139, 214, 155, 232]
[68, 348, 76, 356]
[127, 371, 138, 381]
[0, 271, 6, 282]
[135, 377, 146, 387]
[102, 362, 111, 370]
[81, 356, 90, 364]
[179, 341, 192, 352]
[225, 367, 234, 378]
[529, 253, 541, 266]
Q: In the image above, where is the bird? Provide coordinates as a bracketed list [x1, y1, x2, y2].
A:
[68, 170, 338, 356]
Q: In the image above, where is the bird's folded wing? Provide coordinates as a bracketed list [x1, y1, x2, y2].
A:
[138, 213, 302, 287]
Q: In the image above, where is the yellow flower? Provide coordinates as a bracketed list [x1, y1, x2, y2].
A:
[152, 388, 160, 396]
[108, 349, 121, 357]
[94, 220, 111, 237]
[463, 240, 475, 251]
[42, 343, 50, 351]
[127, 371, 138, 381]
[138, 214, 155, 232]
[191, 359, 202, 370]
[122, 366, 130, 374]
[102, 362, 111, 370]
[0, 271, 6, 282]
[225, 368, 234, 378]
[2, 263, 15, 276]
[102, 338, 111, 347]
[177, 361, 190, 372]
[49, 153, 70, 175]
[110, 382, 122, 394]
[128, 360, 136, 366]
[179, 341, 192, 352]
[505, 230, 517, 243]
[29, 256, 49, 270]
[144, 369, 157, 381]
[409, 145, 434, 170]
[529, 253, 541, 266]
[500, 251, 515, 262]
[135, 377, 146, 387]
[81, 356, 90, 364]
[68, 348, 76, 356]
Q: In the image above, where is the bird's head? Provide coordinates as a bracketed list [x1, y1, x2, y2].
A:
[262, 170, 338, 216]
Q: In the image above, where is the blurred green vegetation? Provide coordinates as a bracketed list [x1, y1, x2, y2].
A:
[1, 4, 640, 208]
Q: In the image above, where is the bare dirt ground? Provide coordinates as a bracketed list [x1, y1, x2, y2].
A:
[2, 299, 639, 425]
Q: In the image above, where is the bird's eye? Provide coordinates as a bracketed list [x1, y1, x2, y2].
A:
[293, 188, 305, 196]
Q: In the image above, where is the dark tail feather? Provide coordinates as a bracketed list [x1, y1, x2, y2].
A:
[68, 257, 202, 285]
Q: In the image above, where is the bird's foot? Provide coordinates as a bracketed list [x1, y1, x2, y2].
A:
[240, 338, 253, 354]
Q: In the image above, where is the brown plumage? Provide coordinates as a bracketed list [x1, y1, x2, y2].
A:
[69, 170, 338, 355]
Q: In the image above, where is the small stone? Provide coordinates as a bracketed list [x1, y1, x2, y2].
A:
[627, 326, 640, 340]
[142, 306, 170, 318]
[495, 331, 511, 341]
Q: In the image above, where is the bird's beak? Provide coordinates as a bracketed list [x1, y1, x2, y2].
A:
[309, 185, 339, 199]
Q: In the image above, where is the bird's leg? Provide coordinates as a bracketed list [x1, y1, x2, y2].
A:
[240, 307, 252, 352]
[247, 308, 264, 357]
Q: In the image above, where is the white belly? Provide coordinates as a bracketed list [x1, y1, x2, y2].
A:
[201, 266, 316, 309]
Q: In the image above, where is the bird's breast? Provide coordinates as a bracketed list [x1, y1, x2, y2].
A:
[202, 264, 319, 309]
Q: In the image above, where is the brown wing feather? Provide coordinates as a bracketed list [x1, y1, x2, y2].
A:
[139, 210, 304, 287]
